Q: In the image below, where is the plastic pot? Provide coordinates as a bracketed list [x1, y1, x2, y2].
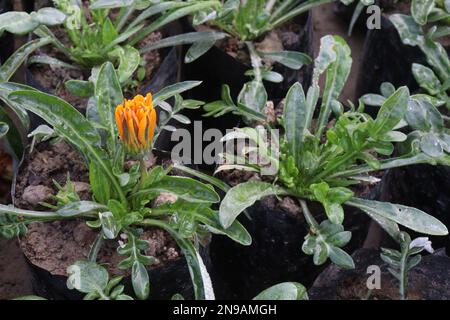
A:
[209, 188, 377, 299]
[0, 0, 14, 64]
[377, 165, 450, 254]
[22, 244, 211, 300]
[13, 143, 211, 300]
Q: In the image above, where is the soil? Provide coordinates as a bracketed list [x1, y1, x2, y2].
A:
[309, 248, 450, 300]
[13, 141, 180, 277]
[216, 19, 305, 66]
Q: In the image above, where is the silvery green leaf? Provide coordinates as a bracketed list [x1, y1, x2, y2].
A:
[33, 7, 66, 26]
[347, 198, 448, 236]
[238, 80, 267, 114]
[411, 0, 435, 25]
[328, 246, 355, 269]
[185, 40, 215, 63]
[219, 181, 286, 228]
[171, 114, 189, 125]
[360, 94, 385, 106]
[258, 51, 311, 70]
[132, 261, 150, 300]
[253, 282, 308, 300]
[67, 261, 109, 294]
[380, 82, 396, 97]
[99, 211, 118, 239]
[420, 133, 444, 157]
[412, 63, 441, 95]
[390, 14, 424, 46]
[406, 98, 443, 132]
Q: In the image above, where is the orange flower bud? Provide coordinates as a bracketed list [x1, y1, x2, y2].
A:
[115, 93, 156, 154]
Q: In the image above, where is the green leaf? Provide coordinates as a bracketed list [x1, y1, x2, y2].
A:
[412, 0, 435, 25]
[0, 11, 39, 35]
[258, 51, 311, 70]
[65, 80, 94, 97]
[140, 31, 226, 54]
[283, 82, 308, 167]
[132, 261, 150, 300]
[0, 213, 28, 239]
[0, 37, 51, 82]
[420, 133, 443, 157]
[324, 203, 344, 225]
[406, 98, 443, 132]
[328, 246, 355, 269]
[102, 18, 118, 46]
[347, 198, 448, 236]
[129, 1, 220, 45]
[56, 201, 108, 217]
[13, 295, 47, 300]
[185, 40, 215, 63]
[153, 81, 202, 103]
[90, 0, 134, 9]
[95, 62, 123, 155]
[389, 14, 424, 46]
[316, 35, 352, 138]
[99, 211, 118, 239]
[133, 176, 220, 204]
[253, 282, 308, 300]
[380, 82, 396, 97]
[108, 46, 140, 85]
[7, 90, 126, 204]
[144, 219, 214, 300]
[67, 261, 109, 294]
[313, 241, 328, 265]
[199, 213, 252, 246]
[328, 231, 352, 247]
[412, 63, 441, 95]
[237, 80, 267, 114]
[127, 1, 190, 31]
[360, 94, 385, 106]
[33, 7, 66, 26]
[371, 86, 410, 136]
[27, 55, 79, 71]
[219, 181, 286, 228]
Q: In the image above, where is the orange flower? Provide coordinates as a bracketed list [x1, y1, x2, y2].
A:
[115, 93, 157, 154]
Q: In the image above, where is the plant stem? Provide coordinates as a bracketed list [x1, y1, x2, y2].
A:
[245, 41, 263, 84]
[299, 199, 319, 229]
[398, 246, 409, 300]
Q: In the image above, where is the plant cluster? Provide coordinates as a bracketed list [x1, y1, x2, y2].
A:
[0, 0, 448, 302]
[216, 35, 449, 270]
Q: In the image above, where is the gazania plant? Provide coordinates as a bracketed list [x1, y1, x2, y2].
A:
[0, 62, 252, 300]
[215, 35, 449, 270]
[0, 0, 226, 90]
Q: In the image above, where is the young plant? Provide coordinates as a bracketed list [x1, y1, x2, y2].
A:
[381, 232, 434, 300]
[216, 35, 449, 270]
[390, 0, 450, 109]
[0, 62, 251, 300]
[0, 0, 225, 89]
[197, 0, 367, 120]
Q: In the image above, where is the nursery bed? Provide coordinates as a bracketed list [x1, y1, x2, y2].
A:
[0, 2, 371, 300]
